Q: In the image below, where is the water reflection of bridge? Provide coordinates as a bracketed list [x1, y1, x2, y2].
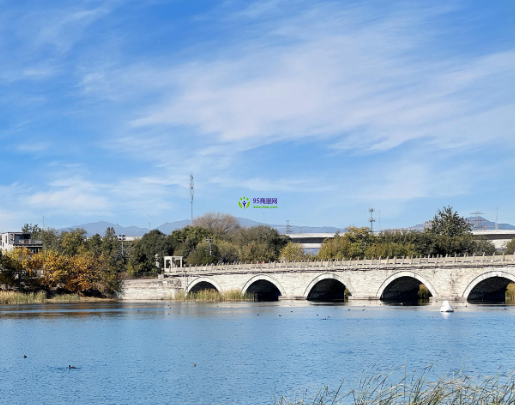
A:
[121, 254, 515, 303]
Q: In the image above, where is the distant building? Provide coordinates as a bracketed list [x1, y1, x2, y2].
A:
[1, 232, 43, 253]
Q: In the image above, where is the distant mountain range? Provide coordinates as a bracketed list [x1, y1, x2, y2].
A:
[57, 216, 514, 237]
[408, 216, 515, 231]
[61, 218, 344, 237]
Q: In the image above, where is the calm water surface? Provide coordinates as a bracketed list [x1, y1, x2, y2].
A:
[1, 300, 515, 405]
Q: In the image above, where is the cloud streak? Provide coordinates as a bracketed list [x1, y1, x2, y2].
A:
[118, 2, 514, 155]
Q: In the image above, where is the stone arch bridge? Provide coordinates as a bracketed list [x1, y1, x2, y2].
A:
[121, 254, 515, 302]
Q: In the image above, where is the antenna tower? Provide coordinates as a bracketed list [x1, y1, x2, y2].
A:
[286, 220, 291, 235]
[495, 208, 498, 231]
[368, 208, 375, 232]
[471, 211, 484, 230]
[148, 214, 151, 231]
[190, 174, 194, 224]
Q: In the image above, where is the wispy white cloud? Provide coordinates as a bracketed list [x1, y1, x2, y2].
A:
[27, 177, 110, 214]
[1, 0, 514, 229]
[83, 2, 514, 159]
[209, 176, 330, 193]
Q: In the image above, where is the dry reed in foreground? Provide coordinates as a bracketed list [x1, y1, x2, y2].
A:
[175, 289, 255, 302]
[274, 368, 515, 405]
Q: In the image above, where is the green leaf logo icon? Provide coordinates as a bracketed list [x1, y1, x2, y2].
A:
[239, 196, 250, 209]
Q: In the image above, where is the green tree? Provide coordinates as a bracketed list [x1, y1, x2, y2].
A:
[168, 226, 213, 258]
[59, 228, 87, 257]
[85, 234, 103, 257]
[187, 242, 219, 265]
[129, 230, 173, 276]
[318, 226, 374, 260]
[427, 206, 471, 237]
[216, 240, 240, 263]
[280, 242, 305, 261]
[365, 242, 417, 258]
[506, 238, 515, 254]
[21, 223, 41, 235]
[230, 225, 289, 260]
[32, 228, 60, 251]
[318, 233, 352, 260]
[102, 228, 122, 265]
[471, 238, 496, 255]
[240, 242, 275, 263]
[0, 249, 16, 286]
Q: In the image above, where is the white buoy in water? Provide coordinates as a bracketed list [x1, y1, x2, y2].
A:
[440, 300, 454, 312]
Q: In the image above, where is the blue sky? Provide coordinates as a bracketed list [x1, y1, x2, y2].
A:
[1, 0, 514, 231]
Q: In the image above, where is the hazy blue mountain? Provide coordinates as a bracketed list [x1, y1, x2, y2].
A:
[408, 216, 515, 231]
[60, 215, 515, 237]
[156, 220, 192, 234]
[61, 217, 343, 236]
[466, 216, 515, 230]
[62, 221, 150, 236]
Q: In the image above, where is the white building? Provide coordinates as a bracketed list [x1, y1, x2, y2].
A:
[1, 232, 43, 253]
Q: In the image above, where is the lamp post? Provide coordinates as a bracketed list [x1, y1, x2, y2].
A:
[118, 234, 126, 261]
[206, 237, 213, 256]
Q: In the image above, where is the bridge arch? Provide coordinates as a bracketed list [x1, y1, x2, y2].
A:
[303, 273, 356, 301]
[462, 271, 515, 301]
[376, 271, 438, 301]
[242, 274, 286, 301]
[186, 277, 223, 294]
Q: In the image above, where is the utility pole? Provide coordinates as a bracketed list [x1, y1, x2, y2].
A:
[148, 214, 151, 231]
[471, 211, 484, 230]
[190, 174, 194, 224]
[495, 208, 498, 231]
[368, 208, 375, 232]
[378, 210, 381, 232]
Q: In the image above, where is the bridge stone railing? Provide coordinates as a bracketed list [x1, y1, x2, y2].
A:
[166, 253, 515, 275]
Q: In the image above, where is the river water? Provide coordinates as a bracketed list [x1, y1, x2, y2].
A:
[1, 300, 515, 405]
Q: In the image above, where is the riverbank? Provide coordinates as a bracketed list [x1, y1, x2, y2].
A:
[0, 291, 112, 305]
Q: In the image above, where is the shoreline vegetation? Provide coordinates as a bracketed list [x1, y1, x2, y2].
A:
[174, 289, 255, 302]
[0, 291, 81, 305]
[275, 369, 515, 405]
[2, 207, 515, 301]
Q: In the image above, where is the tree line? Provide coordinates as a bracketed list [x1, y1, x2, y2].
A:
[318, 207, 500, 260]
[1, 207, 513, 297]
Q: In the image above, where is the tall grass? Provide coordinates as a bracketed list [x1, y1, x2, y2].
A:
[175, 289, 255, 302]
[49, 293, 80, 302]
[418, 284, 430, 300]
[507, 283, 515, 300]
[274, 368, 515, 405]
[0, 291, 46, 305]
[0, 291, 82, 304]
